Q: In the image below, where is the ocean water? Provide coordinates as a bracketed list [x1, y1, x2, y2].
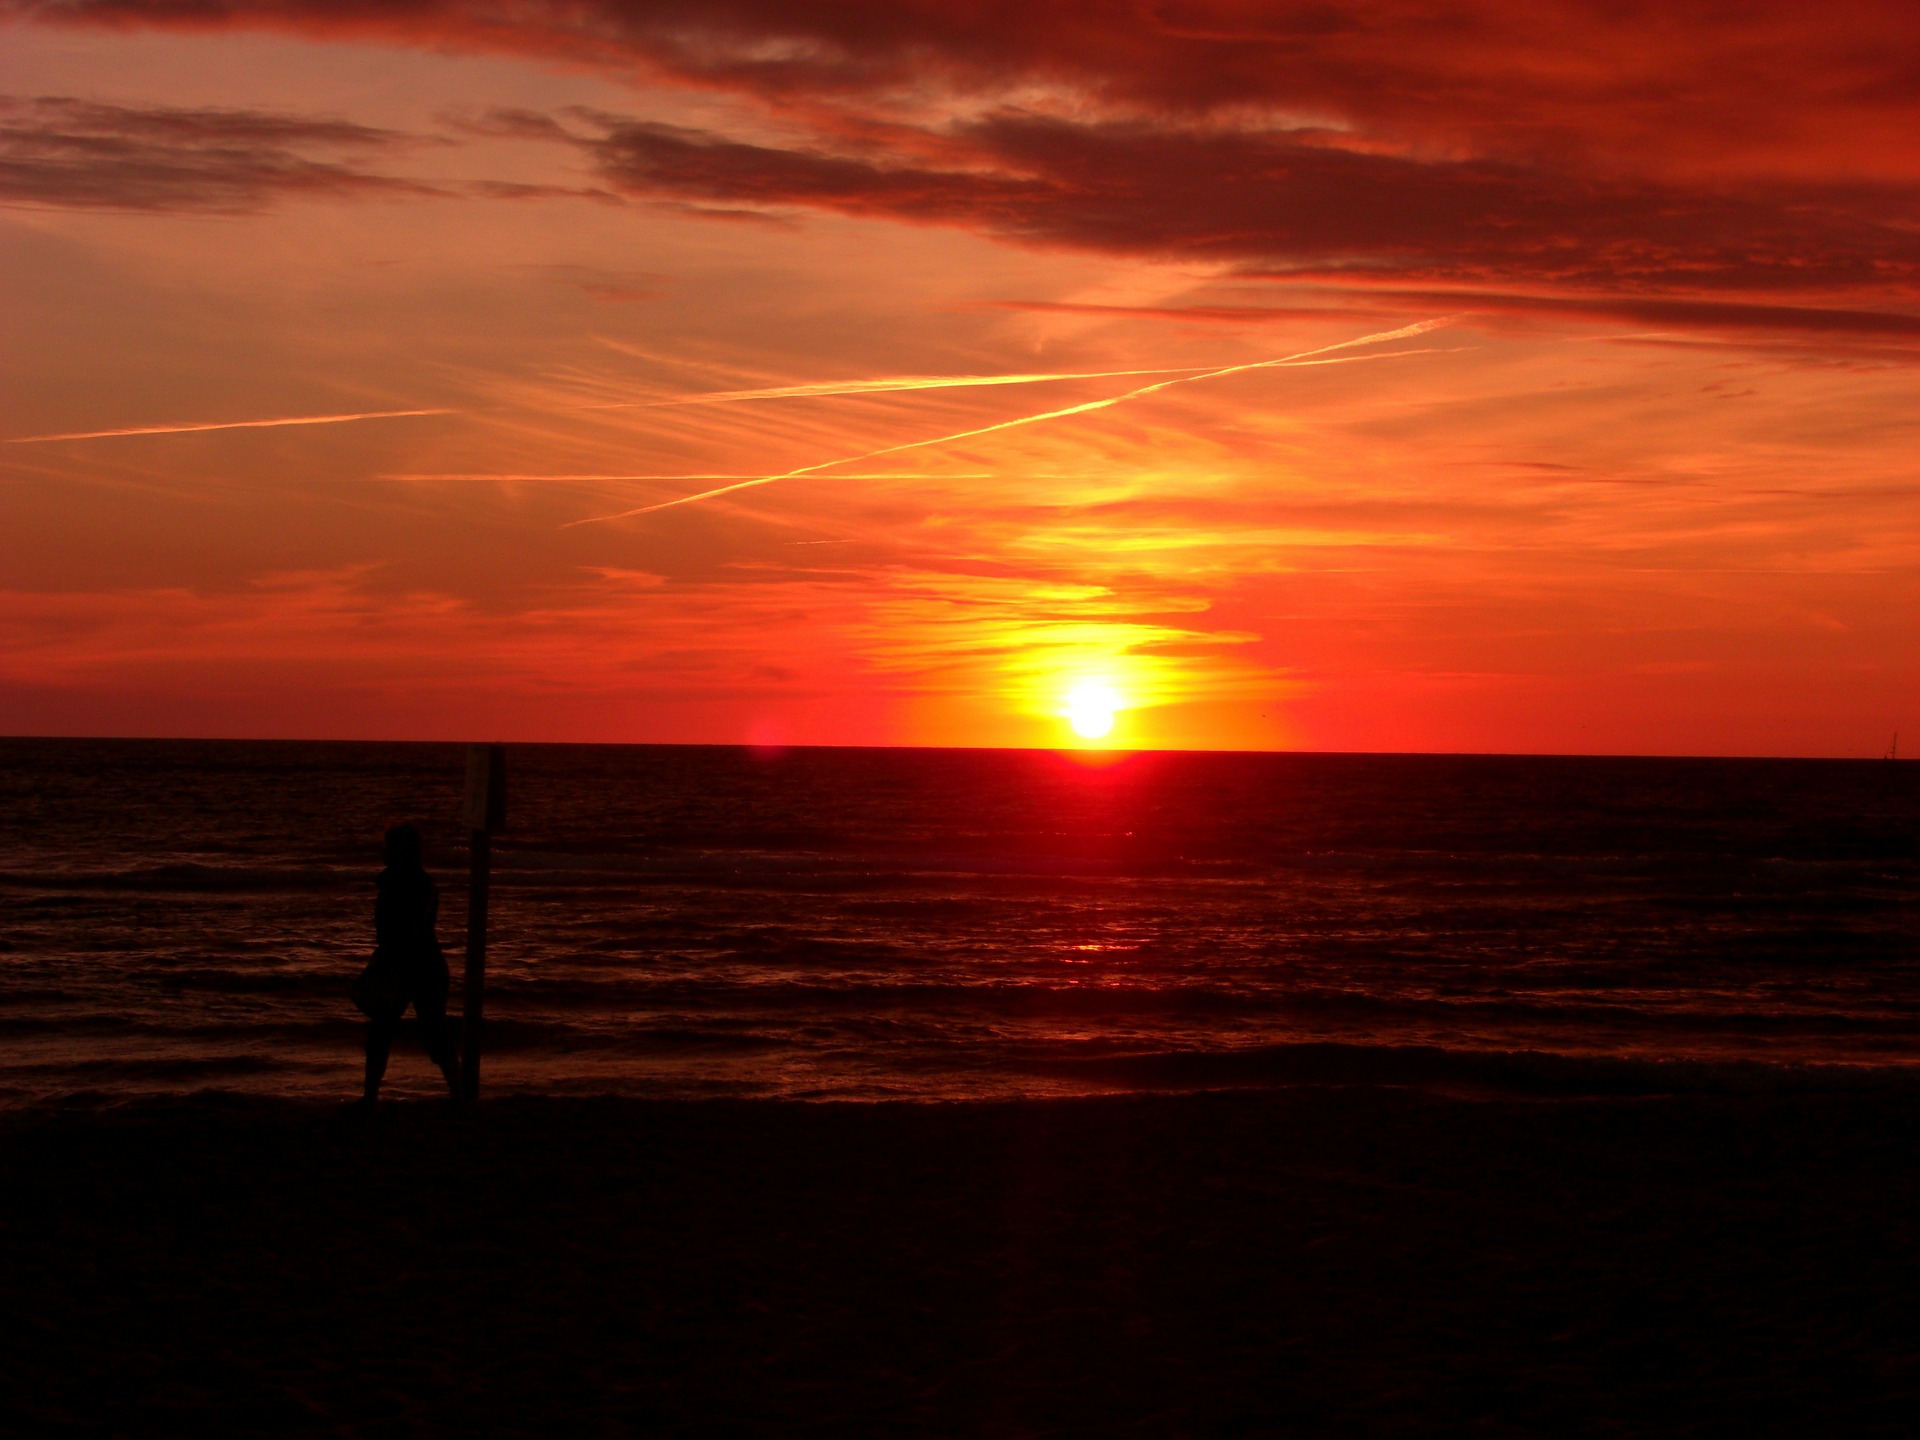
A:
[0, 738, 1913, 1105]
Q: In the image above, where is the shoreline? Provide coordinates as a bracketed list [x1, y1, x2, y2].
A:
[9, 1031, 1919, 1114]
[5, 1085, 1916, 1435]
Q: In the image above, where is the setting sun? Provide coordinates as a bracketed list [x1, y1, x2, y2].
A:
[1065, 681, 1121, 741]
[0, 3, 1910, 761]
[2, 4, 1916, 1431]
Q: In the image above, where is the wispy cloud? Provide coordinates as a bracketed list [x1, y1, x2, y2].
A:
[2, 359, 1355, 447]
[568, 320, 1454, 524]
[0, 93, 434, 211]
[0, 365, 1220, 447]
[987, 294, 1920, 342]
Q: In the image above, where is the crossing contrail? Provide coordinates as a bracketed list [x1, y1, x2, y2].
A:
[381, 472, 1003, 482]
[566, 320, 1455, 526]
[2, 365, 1223, 444]
[6, 323, 1454, 504]
[590, 365, 1222, 408]
[5, 407, 456, 444]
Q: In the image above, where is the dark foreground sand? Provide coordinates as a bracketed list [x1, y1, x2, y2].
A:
[3, 1085, 1916, 1437]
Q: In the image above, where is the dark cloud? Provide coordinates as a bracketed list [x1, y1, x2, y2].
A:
[466, 178, 622, 204]
[576, 112, 1920, 297]
[442, 106, 577, 143]
[8, 1, 1920, 316]
[525, 262, 661, 302]
[1379, 291, 1920, 339]
[13, 1, 1918, 177]
[582, 119, 1046, 224]
[0, 94, 433, 210]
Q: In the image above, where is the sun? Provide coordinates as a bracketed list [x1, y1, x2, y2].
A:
[1064, 680, 1120, 741]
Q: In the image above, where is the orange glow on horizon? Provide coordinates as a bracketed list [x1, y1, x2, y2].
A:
[0, 11, 1912, 756]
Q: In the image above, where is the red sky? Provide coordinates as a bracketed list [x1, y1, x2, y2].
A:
[1, 1, 1914, 754]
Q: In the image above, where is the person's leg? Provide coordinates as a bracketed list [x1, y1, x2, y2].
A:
[416, 986, 460, 1097]
[362, 1009, 399, 1103]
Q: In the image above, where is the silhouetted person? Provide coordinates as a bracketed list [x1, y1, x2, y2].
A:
[358, 823, 460, 1104]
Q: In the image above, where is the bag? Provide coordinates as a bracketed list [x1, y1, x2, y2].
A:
[350, 954, 407, 1018]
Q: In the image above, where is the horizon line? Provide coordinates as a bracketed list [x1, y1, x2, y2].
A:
[0, 732, 1903, 763]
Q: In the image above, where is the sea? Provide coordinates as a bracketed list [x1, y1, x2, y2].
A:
[0, 738, 1913, 1106]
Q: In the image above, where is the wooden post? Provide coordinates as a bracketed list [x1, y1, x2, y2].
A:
[460, 825, 490, 1104]
[460, 743, 506, 1104]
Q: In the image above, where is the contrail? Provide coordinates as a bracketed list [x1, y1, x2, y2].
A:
[0, 366, 1223, 444]
[4, 322, 1447, 474]
[381, 472, 1003, 482]
[567, 320, 1454, 526]
[5, 407, 456, 444]
[590, 366, 1221, 409]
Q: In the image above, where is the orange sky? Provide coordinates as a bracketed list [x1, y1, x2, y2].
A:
[1, 1, 1914, 755]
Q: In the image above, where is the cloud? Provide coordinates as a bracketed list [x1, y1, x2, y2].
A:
[465, 178, 623, 204]
[531, 262, 660, 301]
[574, 111, 1920, 296]
[986, 293, 1920, 344]
[1, 362, 1244, 447]
[0, 93, 435, 210]
[13, 2, 1920, 177]
[7, 2, 1919, 315]
[18, 1, 1920, 171]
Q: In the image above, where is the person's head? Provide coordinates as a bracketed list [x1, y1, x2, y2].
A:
[383, 823, 423, 868]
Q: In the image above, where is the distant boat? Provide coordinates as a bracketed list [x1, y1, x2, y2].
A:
[1886, 732, 1900, 761]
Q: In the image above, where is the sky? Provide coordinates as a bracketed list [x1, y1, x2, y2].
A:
[1, 1, 1914, 755]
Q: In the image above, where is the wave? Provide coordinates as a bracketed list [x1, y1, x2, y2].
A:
[3, 843, 1898, 898]
[0, 1012, 793, 1057]
[1020, 1039, 1920, 1098]
[0, 1054, 289, 1082]
[8, 1032, 1916, 1108]
[0, 863, 355, 893]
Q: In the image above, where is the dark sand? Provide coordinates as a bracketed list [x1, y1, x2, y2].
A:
[3, 1085, 1917, 1437]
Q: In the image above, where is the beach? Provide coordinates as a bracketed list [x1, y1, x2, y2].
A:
[4, 741, 1914, 1432]
[5, 1084, 1916, 1436]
